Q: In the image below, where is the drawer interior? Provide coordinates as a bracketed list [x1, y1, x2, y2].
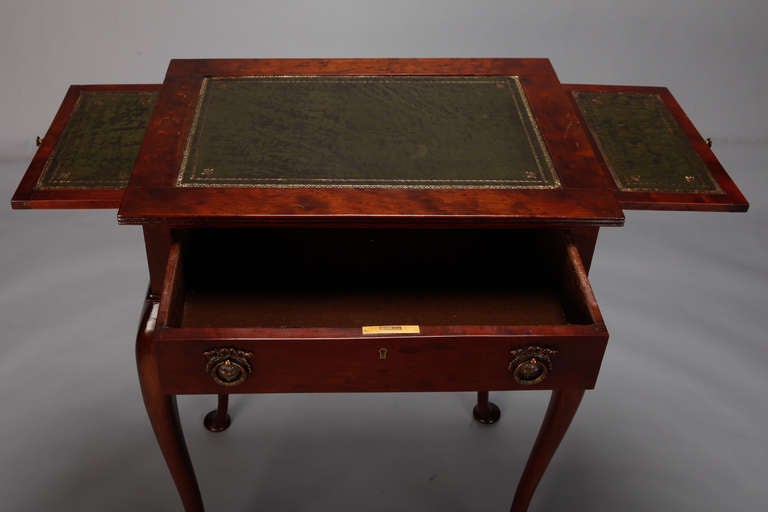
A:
[161, 229, 600, 330]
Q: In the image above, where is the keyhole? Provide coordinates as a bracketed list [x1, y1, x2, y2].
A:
[378, 347, 388, 360]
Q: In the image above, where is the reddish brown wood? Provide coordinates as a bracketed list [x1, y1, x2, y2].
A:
[143, 225, 173, 298]
[11, 84, 160, 210]
[151, 232, 609, 395]
[175, 228, 601, 327]
[564, 83, 749, 212]
[156, 240, 184, 327]
[203, 394, 231, 432]
[117, 59, 624, 227]
[568, 227, 599, 273]
[562, 240, 604, 325]
[119, 188, 624, 228]
[154, 330, 606, 395]
[511, 389, 585, 512]
[9, 59, 752, 512]
[135, 294, 204, 512]
[158, 322, 603, 340]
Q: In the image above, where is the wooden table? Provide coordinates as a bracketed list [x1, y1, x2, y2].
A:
[12, 59, 747, 511]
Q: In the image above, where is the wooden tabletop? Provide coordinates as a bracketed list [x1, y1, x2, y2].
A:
[13, 58, 746, 218]
[117, 58, 624, 227]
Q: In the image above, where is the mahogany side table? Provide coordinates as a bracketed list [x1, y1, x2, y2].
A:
[12, 59, 748, 511]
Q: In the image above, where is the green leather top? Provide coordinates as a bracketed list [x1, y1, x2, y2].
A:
[177, 76, 559, 189]
[36, 91, 157, 190]
[573, 91, 720, 193]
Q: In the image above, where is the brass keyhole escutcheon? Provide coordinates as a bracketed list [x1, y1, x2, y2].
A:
[508, 346, 557, 385]
[204, 347, 254, 387]
[378, 347, 388, 360]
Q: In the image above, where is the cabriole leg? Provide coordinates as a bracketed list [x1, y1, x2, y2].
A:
[510, 389, 585, 512]
[136, 298, 205, 512]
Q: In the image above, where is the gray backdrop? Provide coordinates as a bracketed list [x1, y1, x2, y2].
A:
[1, 1, 766, 510]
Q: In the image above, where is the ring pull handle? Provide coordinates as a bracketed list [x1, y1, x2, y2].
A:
[507, 346, 557, 385]
[204, 347, 254, 387]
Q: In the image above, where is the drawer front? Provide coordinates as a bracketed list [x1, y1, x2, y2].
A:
[154, 331, 608, 394]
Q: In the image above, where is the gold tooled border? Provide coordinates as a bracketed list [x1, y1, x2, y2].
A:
[36, 91, 156, 190]
[176, 76, 560, 189]
[572, 90, 722, 194]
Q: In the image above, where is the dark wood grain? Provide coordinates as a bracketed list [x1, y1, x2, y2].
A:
[175, 228, 600, 327]
[142, 225, 173, 298]
[120, 187, 624, 228]
[152, 230, 609, 394]
[156, 240, 184, 327]
[118, 59, 623, 226]
[568, 227, 599, 273]
[154, 332, 607, 394]
[12, 84, 160, 209]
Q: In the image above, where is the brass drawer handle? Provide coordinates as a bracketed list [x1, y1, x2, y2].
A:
[204, 347, 254, 387]
[508, 346, 557, 385]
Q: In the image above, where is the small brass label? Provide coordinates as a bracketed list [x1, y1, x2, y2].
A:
[362, 325, 420, 335]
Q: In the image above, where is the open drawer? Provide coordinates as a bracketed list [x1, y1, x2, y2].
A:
[153, 229, 609, 394]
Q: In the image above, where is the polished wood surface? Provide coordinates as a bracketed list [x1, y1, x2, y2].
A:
[11, 66, 748, 217]
[9, 58, 751, 512]
[203, 393, 231, 433]
[117, 58, 624, 227]
[151, 230, 608, 398]
[511, 389, 586, 512]
[135, 294, 204, 512]
[142, 226, 607, 511]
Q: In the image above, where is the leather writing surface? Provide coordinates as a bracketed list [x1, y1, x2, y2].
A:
[36, 91, 157, 190]
[177, 76, 559, 189]
[572, 91, 720, 193]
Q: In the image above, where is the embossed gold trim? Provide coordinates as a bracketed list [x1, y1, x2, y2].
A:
[177, 77, 210, 188]
[508, 346, 557, 385]
[36, 94, 84, 189]
[203, 347, 254, 387]
[572, 90, 721, 194]
[176, 76, 560, 189]
[508, 76, 560, 189]
[35, 91, 158, 190]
